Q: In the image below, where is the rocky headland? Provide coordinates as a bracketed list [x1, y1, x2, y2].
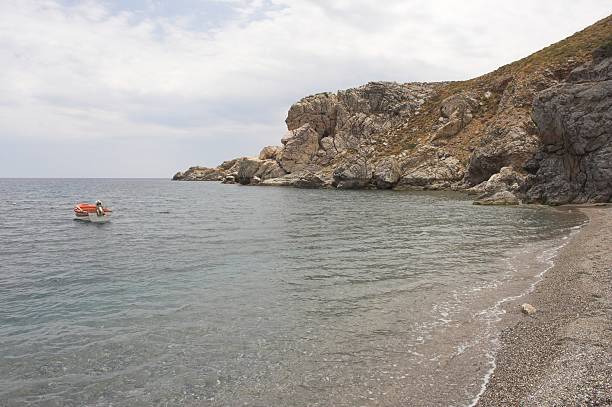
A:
[174, 15, 612, 205]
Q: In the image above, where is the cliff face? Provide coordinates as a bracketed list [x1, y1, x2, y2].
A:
[173, 15, 612, 204]
[525, 54, 612, 204]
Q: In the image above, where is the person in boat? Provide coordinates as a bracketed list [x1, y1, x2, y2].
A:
[95, 200, 105, 216]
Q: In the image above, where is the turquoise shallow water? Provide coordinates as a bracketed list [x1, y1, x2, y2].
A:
[0, 179, 585, 406]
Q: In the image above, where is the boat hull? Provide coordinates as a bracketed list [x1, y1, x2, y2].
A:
[74, 213, 111, 223]
[74, 203, 112, 223]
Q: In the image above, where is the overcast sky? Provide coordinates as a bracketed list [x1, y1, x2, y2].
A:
[0, 1, 610, 178]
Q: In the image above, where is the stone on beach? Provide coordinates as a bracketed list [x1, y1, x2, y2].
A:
[521, 303, 537, 316]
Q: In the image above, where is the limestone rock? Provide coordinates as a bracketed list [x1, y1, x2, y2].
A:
[470, 167, 526, 195]
[521, 303, 537, 316]
[440, 93, 478, 119]
[258, 146, 282, 161]
[430, 94, 477, 143]
[172, 166, 224, 181]
[435, 117, 464, 139]
[333, 163, 371, 189]
[171, 21, 612, 199]
[222, 175, 236, 184]
[257, 160, 286, 180]
[526, 56, 612, 204]
[397, 155, 464, 189]
[278, 124, 320, 173]
[473, 190, 520, 206]
[286, 92, 339, 138]
[333, 82, 437, 153]
[219, 158, 240, 171]
[294, 172, 326, 189]
[320, 137, 336, 152]
[465, 125, 539, 186]
[236, 158, 286, 185]
[372, 157, 400, 189]
[260, 174, 300, 187]
[236, 158, 263, 185]
[285, 81, 439, 159]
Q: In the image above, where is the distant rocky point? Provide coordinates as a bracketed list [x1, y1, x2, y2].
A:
[173, 15, 612, 205]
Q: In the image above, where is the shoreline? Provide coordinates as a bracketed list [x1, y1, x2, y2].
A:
[476, 206, 612, 406]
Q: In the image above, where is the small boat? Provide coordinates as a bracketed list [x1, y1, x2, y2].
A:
[74, 201, 112, 223]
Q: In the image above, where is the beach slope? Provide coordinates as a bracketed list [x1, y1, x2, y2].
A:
[478, 206, 612, 406]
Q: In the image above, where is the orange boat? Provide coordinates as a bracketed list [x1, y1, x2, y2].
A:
[74, 201, 112, 223]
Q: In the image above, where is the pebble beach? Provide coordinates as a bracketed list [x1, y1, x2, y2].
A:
[478, 206, 612, 406]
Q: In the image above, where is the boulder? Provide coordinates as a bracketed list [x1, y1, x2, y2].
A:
[236, 158, 287, 185]
[259, 174, 300, 186]
[333, 163, 371, 189]
[473, 190, 520, 205]
[469, 167, 526, 195]
[258, 146, 282, 160]
[320, 136, 336, 152]
[222, 175, 236, 184]
[440, 93, 478, 119]
[430, 94, 477, 143]
[255, 160, 286, 180]
[218, 158, 240, 171]
[294, 172, 326, 189]
[432, 116, 465, 141]
[521, 303, 537, 316]
[236, 158, 263, 185]
[277, 124, 320, 173]
[372, 157, 400, 189]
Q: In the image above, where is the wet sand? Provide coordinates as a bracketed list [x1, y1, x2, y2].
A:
[477, 206, 612, 406]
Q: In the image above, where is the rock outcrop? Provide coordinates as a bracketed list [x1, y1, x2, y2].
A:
[372, 157, 401, 189]
[464, 125, 540, 186]
[294, 172, 326, 189]
[473, 190, 520, 206]
[332, 163, 372, 189]
[431, 93, 478, 143]
[396, 146, 464, 189]
[525, 54, 612, 204]
[277, 124, 320, 173]
[172, 166, 225, 181]
[470, 166, 525, 205]
[258, 146, 282, 161]
[236, 158, 286, 185]
[173, 16, 612, 205]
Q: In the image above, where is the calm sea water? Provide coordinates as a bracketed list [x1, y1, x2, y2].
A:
[0, 179, 585, 407]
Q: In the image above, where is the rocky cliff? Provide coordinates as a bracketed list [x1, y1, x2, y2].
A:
[173, 15, 612, 205]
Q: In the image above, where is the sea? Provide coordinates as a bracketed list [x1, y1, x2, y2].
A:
[0, 179, 586, 407]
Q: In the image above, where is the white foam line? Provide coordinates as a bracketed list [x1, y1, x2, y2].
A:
[465, 223, 585, 407]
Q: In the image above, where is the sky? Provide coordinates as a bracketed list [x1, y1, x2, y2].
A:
[0, 1, 610, 178]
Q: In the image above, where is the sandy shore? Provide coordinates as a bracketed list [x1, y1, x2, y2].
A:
[477, 206, 612, 406]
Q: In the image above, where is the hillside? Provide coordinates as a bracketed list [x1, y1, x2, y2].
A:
[174, 15, 612, 205]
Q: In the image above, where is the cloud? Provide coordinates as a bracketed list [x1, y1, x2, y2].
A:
[0, 0, 610, 177]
